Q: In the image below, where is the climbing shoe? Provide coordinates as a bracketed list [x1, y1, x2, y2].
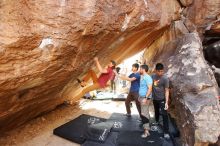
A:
[76, 78, 86, 87]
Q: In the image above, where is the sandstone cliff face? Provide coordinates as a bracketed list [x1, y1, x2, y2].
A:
[0, 0, 220, 145]
[144, 29, 220, 145]
[144, 1, 220, 145]
[0, 0, 180, 133]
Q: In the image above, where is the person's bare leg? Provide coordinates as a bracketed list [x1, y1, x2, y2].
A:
[83, 70, 98, 83]
[77, 70, 98, 87]
[71, 83, 101, 102]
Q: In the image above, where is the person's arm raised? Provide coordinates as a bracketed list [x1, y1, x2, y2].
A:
[119, 75, 136, 82]
[94, 57, 108, 73]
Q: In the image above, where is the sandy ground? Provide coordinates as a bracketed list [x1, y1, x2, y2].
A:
[0, 99, 141, 146]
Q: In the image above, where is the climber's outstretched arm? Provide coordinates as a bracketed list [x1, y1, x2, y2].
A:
[94, 57, 108, 73]
[119, 75, 136, 82]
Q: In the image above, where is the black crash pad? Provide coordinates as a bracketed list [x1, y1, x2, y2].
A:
[53, 114, 106, 144]
[107, 113, 143, 132]
[84, 121, 114, 142]
[82, 132, 118, 146]
[117, 131, 175, 146]
[117, 131, 164, 146]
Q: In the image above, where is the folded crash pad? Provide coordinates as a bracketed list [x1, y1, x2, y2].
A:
[84, 121, 114, 142]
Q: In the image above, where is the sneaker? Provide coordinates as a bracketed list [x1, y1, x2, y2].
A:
[137, 118, 142, 123]
[76, 78, 81, 83]
[141, 132, 150, 138]
[151, 125, 159, 131]
[164, 133, 170, 139]
[125, 113, 131, 117]
[152, 122, 159, 125]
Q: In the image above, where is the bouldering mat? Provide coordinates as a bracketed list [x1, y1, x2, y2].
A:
[53, 114, 106, 144]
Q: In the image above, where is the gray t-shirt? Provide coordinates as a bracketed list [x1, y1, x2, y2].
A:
[151, 74, 169, 100]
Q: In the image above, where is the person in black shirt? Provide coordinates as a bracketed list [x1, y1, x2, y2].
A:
[151, 63, 170, 139]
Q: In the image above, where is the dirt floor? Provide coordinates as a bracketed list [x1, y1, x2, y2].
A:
[0, 99, 140, 146]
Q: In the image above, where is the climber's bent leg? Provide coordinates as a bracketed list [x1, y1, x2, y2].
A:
[83, 69, 98, 83]
[73, 83, 101, 101]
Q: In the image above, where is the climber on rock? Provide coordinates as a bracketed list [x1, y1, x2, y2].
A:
[74, 57, 116, 101]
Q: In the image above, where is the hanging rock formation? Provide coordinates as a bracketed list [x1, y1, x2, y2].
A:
[0, 0, 180, 134]
[0, 0, 220, 145]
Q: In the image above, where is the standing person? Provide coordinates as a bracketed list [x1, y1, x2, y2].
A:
[110, 69, 116, 93]
[114, 67, 121, 93]
[121, 62, 128, 88]
[75, 57, 116, 101]
[152, 63, 170, 139]
[138, 64, 153, 138]
[119, 63, 141, 117]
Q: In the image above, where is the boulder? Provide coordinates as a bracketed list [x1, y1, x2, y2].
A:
[186, 0, 220, 34]
[145, 31, 220, 145]
[179, 0, 193, 7]
[0, 0, 180, 133]
[0, 0, 220, 145]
